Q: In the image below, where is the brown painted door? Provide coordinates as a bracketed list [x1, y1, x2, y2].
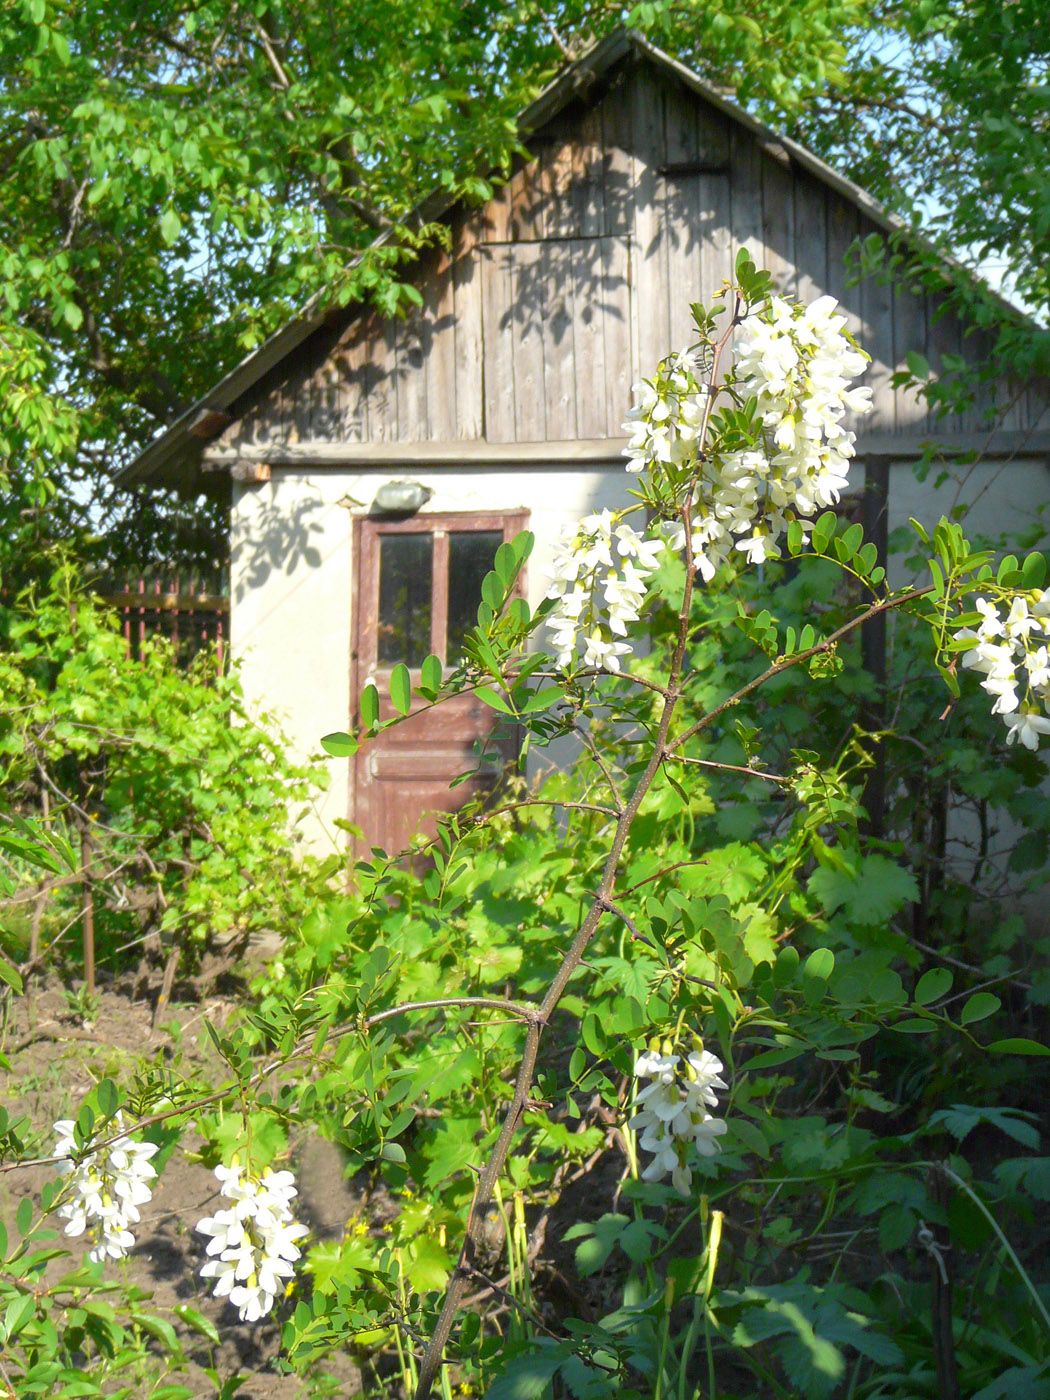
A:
[351, 511, 527, 855]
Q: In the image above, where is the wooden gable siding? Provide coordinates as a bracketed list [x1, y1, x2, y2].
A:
[216, 57, 1042, 456]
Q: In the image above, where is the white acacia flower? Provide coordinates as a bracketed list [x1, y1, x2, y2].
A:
[53, 1113, 158, 1263]
[952, 585, 1050, 747]
[198, 1163, 308, 1323]
[621, 294, 871, 585]
[545, 511, 664, 672]
[1004, 709, 1050, 750]
[630, 1041, 728, 1195]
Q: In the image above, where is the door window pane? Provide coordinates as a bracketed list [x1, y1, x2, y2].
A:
[447, 531, 502, 661]
[378, 533, 432, 666]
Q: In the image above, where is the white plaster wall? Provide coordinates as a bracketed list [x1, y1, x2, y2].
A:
[885, 457, 1050, 557]
[231, 462, 635, 853]
[231, 455, 1050, 858]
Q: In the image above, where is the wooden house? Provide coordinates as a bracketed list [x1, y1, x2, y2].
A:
[120, 31, 1050, 854]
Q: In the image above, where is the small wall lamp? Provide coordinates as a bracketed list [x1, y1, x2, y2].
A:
[370, 480, 432, 516]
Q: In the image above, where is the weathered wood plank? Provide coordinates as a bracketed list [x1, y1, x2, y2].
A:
[630, 65, 671, 382]
[544, 138, 580, 240]
[760, 148, 795, 296]
[926, 289, 963, 437]
[572, 102, 605, 239]
[480, 241, 516, 439]
[510, 241, 548, 441]
[599, 72, 638, 388]
[892, 272, 929, 434]
[309, 338, 342, 440]
[725, 121, 764, 364]
[1021, 375, 1050, 434]
[825, 192, 863, 336]
[792, 170, 827, 306]
[859, 258, 896, 435]
[482, 164, 515, 243]
[285, 344, 318, 444]
[235, 398, 264, 448]
[424, 246, 457, 440]
[729, 124, 763, 271]
[367, 317, 399, 441]
[598, 71, 634, 243]
[452, 213, 484, 437]
[823, 193, 867, 439]
[966, 325, 999, 432]
[394, 309, 428, 442]
[337, 322, 372, 442]
[664, 81, 701, 351]
[601, 235, 633, 436]
[508, 150, 546, 242]
[696, 104, 733, 313]
[543, 240, 578, 440]
[573, 238, 607, 438]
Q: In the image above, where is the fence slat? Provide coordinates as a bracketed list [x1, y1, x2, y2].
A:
[94, 570, 230, 671]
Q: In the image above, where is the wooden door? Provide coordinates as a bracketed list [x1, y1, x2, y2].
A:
[351, 511, 527, 855]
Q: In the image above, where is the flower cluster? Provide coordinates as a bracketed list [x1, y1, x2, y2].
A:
[547, 295, 872, 673]
[953, 590, 1050, 749]
[623, 296, 872, 579]
[53, 1114, 159, 1263]
[197, 1163, 308, 1322]
[544, 509, 665, 672]
[622, 347, 710, 470]
[630, 1040, 728, 1196]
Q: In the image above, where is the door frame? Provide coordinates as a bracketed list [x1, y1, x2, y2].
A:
[347, 508, 528, 844]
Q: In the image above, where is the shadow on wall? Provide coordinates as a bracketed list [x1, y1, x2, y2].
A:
[231, 479, 327, 605]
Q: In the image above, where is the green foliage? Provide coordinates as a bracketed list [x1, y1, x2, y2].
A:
[2, 279, 1049, 1400]
[0, 0, 873, 571]
[0, 557, 329, 970]
[0, 1186, 194, 1400]
[789, 0, 1050, 399]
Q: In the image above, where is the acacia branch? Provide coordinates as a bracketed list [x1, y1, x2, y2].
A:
[1, 995, 538, 1175]
[665, 587, 932, 755]
[411, 304, 743, 1400]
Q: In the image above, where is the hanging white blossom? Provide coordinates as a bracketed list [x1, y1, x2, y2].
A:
[544, 509, 665, 673]
[622, 294, 873, 582]
[953, 589, 1050, 748]
[629, 1041, 728, 1196]
[53, 1113, 159, 1263]
[546, 292, 873, 673]
[197, 1162, 308, 1322]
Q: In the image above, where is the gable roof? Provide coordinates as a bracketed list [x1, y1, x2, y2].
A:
[117, 29, 1038, 493]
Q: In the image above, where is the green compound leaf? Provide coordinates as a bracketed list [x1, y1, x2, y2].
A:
[476, 685, 516, 715]
[321, 731, 358, 758]
[0, 958, 22, 995]
[359, 682, 379, 729]
[15, 1196, 32, 1237]
[389, 663, 412, 716]
[811, 510, 837, 555]
[987, 1038, 1050, 1057]
[913, 968, 953, 1005]
[420, 653, 443, 695]
[959, 992, 1002, 1025]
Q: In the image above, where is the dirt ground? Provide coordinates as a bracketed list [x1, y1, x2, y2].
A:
[0, 967, 368, 1399]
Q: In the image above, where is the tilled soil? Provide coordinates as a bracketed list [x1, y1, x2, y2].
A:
[1, 972, 366, 1399]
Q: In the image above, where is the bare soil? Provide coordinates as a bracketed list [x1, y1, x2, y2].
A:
[1, 967, 366, 1399]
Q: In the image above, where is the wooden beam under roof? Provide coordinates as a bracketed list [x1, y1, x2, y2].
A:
[201, 429, 1050, 470]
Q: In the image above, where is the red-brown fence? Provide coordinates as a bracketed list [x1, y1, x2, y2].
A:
[95, 572, 229, 669]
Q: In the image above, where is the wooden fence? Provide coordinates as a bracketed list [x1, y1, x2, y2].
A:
[95, 572, 229, 668]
